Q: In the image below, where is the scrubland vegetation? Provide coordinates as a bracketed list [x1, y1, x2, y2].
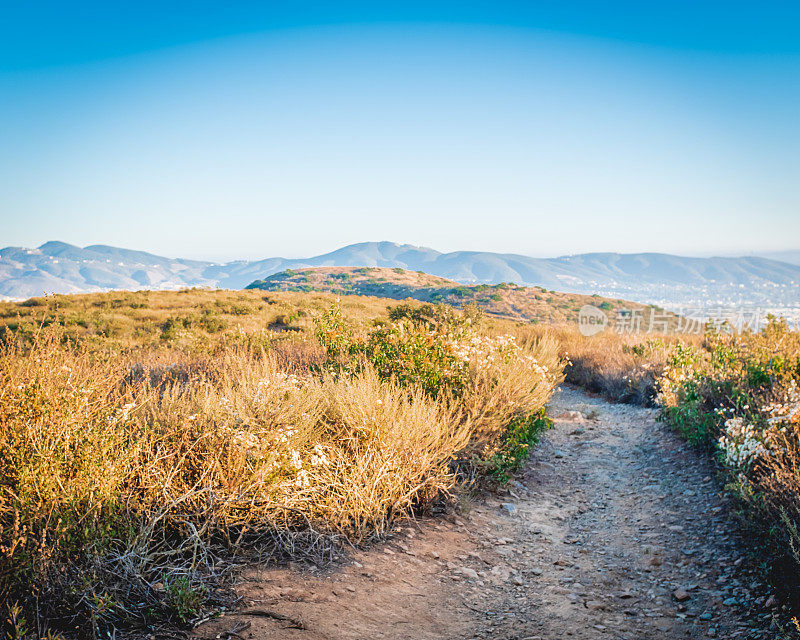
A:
[246, 266, 670, 326]
[0, 291, 562, 636]
[2, 287, 798, 636]
[545, 326, 692, 406]
[656, 320, 800, 612]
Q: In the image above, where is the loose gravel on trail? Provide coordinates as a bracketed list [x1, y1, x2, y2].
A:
[193, 386, 782, 640]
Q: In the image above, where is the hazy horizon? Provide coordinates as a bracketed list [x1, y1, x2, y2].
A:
[2, 2, 798, 260]
[3, 237, 799, 265]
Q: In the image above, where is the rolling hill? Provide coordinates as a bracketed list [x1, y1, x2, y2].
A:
[247, 266, 674, 326]
[1, 241, 799, 309]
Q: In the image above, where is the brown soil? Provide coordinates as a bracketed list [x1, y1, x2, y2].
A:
[192, 387, 779, 640]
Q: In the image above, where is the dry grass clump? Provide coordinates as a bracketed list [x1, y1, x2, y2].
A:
[0, 329, 140, 607]
[308, 368, 469, 533]
[539, 325, 692, 405]
[134, 354, 467, 538]
[456, 332, 563, 457]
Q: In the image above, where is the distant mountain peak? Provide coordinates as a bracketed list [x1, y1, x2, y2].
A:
[1, 241, 799, 309]
[39, 240, 81, 253]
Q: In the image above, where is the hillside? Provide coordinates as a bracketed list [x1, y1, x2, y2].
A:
[2, 241, 799, 310]
[245, 266, 673, 325]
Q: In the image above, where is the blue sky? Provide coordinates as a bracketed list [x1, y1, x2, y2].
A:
[1, 1, 798, 260]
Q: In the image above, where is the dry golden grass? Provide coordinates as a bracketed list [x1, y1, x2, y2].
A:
[0, 294, 563, 635]
[0, 329, 141, 596]
[457, 332, 563, 455]
[309, 368, 469, 533]
[0, 288, 398, 353]
[526, 325, 700, 405]
[131, 355, 469, 538]
[8, 285, 798, 632]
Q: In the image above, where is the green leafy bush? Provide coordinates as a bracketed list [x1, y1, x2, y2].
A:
[485, 410, 552, 482]
[656, 319, 800, 608]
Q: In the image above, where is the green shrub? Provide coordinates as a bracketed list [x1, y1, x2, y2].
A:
[485, 410, 552, 482]
[161, 315, 192, 340]
[198, 311, 227, 333]
[656, 319, 800, 609]
[316, 302, 470, 397]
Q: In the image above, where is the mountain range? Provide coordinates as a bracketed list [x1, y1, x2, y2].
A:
[2, 241, 799, 310]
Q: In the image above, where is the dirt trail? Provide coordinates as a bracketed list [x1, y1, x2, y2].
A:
[194, 387, 777, 640]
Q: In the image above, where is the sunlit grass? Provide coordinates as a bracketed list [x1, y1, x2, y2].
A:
[0, 293, 563, 636]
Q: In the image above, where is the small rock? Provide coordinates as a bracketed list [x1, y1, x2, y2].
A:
[461, 567, 479, 580]
[553, 450, 566, 459]
[585, 601, 606, 611]
[765, 595, 778, 608]
[722, 597, 739, 607]
[673, 589, 690, 602]
[531, 568, 543, 576]
[501, 503, 518, 516]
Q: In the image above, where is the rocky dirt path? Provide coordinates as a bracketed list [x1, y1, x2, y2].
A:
[193, 386, 779, 640]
